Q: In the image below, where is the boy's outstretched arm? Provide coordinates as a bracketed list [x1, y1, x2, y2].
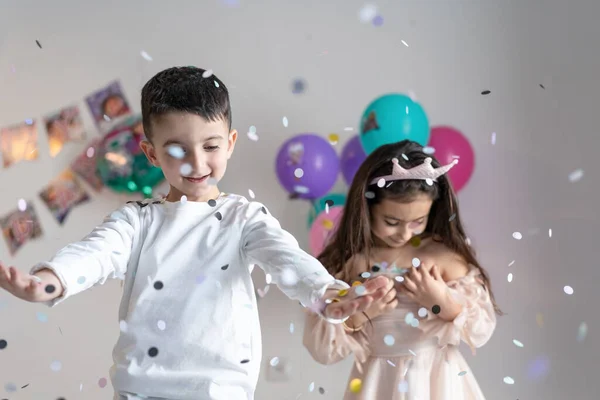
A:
[0, 203, 139, 306]
[241, 202, 387, 322]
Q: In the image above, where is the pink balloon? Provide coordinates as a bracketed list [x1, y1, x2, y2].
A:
[309, 206, 344, 257]
[428, 126, 475, 193]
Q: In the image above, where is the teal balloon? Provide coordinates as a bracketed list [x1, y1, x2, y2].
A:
[359, 93, 430, 154]
[307, 193, 346, 228]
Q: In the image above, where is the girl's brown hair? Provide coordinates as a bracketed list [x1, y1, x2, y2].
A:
[319, 140, 502, 315]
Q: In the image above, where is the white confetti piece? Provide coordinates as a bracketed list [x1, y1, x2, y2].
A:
[282, 116, 289, 127]
[513, 339, 524, 347]
[50, 360, 62, 372]
[423, 146, 435, 154]
[119, 320, 128, 332]
[398, 380, 409, 392]
[411, 258, 420, 267]
[507, 273, 513, 282]
[214, 81, 220, 88]
[503, 376, 515, 385]
[180, 195, 188, 204]
[394, 276, 404, 282]
[86, 147, 95, 158]
[577, 322, 587, 342]
[410, 319, 419, 327]
[458, 370, 468, 376]
[180, 163, 192, 176]
[17, 198, 27, 211]
[309, 382, 315, 392]
[508, 260, 515, 267]
[408, 349, 416, 356]
[383, 334, 395, 346]
[281, 269, 298, 286]
[140, 50, 152, 61]
[361, 272, 371, 278]
[80, 383, 83, 391]
[247, 130, 259, 141]
[377, 178, 386, 188]
[564, 285, 574, 295]
[568, 169, 584, 182]
[270, 357, 280, 366]
[294, 168, 304, 178]
[36, 311, 48, 322]
[365, 191, 375, 199]
[404, 312, 415, 325]
[358, 4, 378, 23]
[344, 127, 354, 131]
[548, 229, 552, 238]
[425, 178, 434, 186]
[387, 360, 396, 367]
[401, 153, 409, 161]
[418, 307, 428, 318]
[491, 132, 496, 145]
[355, 285, 366, 296]
[401, 40, 409, 47]
[167, 145, 185, 159]
[157, 320, 166, 331]
[202, 69, 214, 78]
[248, 189, 255, 199]
[289, 322, 295, 334]
[265, 274, 272, 284]
[512, 232, 522, 240]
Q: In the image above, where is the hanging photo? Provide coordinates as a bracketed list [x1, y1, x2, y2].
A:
[0, 202, 42, 255]
[0, 120, 39, 168]
[85, 80, 132, 132]
[71, 138, 104, 191]
[39, 169, 90, 224]
[44, 105, 86, 157]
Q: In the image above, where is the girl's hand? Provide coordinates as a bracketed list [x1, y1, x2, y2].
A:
[0, 262, 62, 303]
[401, 264, 448, 309]
[322, 275, 389, 321]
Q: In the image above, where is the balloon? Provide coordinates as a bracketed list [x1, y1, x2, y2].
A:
[359, 93, 430, 154]
[97, 119, 164, 198]
[340, 135, 366, 186]
[307, 193, 346, 228]
[275, 133, 340, 199]
[309, 206, 344, 257]
[427, 126, 475, 192]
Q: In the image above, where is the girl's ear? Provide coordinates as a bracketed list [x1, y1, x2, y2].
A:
[140, 140, 160, 167]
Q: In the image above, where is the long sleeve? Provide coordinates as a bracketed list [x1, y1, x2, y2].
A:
[240, 201, 343, 309]
[303, 310, 370, 368]
[30, 203, 139, 307]
[417, 268, 497, 352]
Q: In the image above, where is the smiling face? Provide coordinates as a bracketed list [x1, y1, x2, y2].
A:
[140, 112, 237, 202]
[370, 194, 433, 248]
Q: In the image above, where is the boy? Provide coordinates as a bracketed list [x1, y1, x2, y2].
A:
[0, 67, 388, 400]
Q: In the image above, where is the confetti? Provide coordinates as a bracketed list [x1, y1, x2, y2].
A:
[17, 198, 27, 211]
[401, 40, 409, 47]
[202, 69, 214, 78]
[458, 371, 468, 376]
[481, 90, 491, 95]
[50, 360, 62, 372]
[411, 258, 421, 267]
[180, 163, 193, 176]
[221, 264, 229, 270]
[261, 206, 267, 214]
[157, 320, 166, 330]
[513, 339, 524, 348]
[148, 347, 159, 357]
[344, 127, 354, 131]
[449, 213, 456, 222]
[361, 272, 371, 279]
[214, 81, 220, 88]
[432, 305, 441, 314]
[309, 382, 315, 392]
[140, 50, 152, 61]
[248, 189, 255, 198]
[355, 285, 366, 296]
[383, 334, 395, 346]
[408, 349, 417, 357]
[563, 285, 574, 295]
[508, 260, 515, 267]
[328, 133, 339, 145]
[410, 319, 419, 327]
[167, 145, 185, 159]
[398, 381, 409, 393]
[119, 320, 128, 332]
[36, 311, 48, 322]
[568, 169, 584, 182]
[338, 289, 349, 297]
[215, 212, 223, 221]
[548, 229, 552, 237]
[0, 339, 7, 350]
[292, 78, 306, 94]
[540, 84, 545, 89]
[394, 276, 404, 283]
[512, 232, 523, 240]
[577, 322, 587, 342]
[86, 147, 95, 158]
[289, 322, 295, 333]
[503, 376, 514, 385]
[153, 281, 164, 290]
[36, 40, 42, 48]
[180, 195, 188, 204]
[98, 377, 108, 388]
[417, 307, 428, 318]
[4, 382, 17, 392]
[349, 378, 362, 393]
[269, 357, 279, 366]
[404, 312, 415, 325]
[425, 178, 433, 186]
[365, 191, 375, 199]
[410, 236, 421, 247]
[507, 273, 513, 282]
[282, 116, 289, 127]
[265, 274, 272, 284]
[281, 269, 298, 286]
[294, 168, 304, 178]
[377, 178, 386, 188]
[358, 4, 378, 23]
[373, 15, 384, 26]
[387, 360, 396, 367]
[491, 132, 497, 145]
[318, 387, 325, 394]
[247, 126, 259, 141]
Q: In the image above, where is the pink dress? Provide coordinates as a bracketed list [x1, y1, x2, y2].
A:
[303, 268, 497, 400]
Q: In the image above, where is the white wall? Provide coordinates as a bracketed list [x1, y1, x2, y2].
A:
[1, 0, 599, 399]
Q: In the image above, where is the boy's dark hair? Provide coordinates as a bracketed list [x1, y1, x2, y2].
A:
[141, 66, 231, 141]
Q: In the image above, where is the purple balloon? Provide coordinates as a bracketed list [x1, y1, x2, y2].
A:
[275, 133, 340, 199]
[340, 135, 367, 186]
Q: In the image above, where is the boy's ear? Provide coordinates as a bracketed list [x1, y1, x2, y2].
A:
[140, 140, 160, 167]
[227, 129, 238, 159]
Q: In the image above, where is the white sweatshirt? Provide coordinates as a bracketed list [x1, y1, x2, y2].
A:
[30, 193, 348, 400]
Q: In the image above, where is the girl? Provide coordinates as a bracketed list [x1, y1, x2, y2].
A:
[303, 140, 500, 399]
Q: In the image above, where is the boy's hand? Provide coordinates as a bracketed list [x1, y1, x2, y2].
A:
[0, 262, 62, 303]
[322, 275, 389, 320]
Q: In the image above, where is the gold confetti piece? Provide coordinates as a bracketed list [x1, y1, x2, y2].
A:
[352, 281, 362, 287]
[349, 378, 362, 393]
[536, 313, 544, 327]
[338, 289, 349, 297]
[410, 236, 421, 247]
[328, 133, 339, 145]
[322, 219, 334, 230]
